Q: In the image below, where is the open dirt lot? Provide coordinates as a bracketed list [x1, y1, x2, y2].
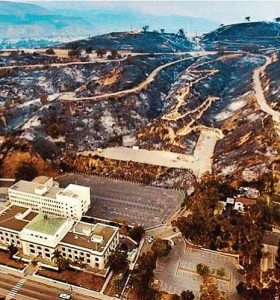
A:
[57, 174, 184, 228]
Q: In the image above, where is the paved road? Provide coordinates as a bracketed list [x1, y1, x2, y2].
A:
[0, 271, 98, 300]
[253, 54, 280, 123]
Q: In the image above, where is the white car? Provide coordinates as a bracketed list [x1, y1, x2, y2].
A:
[59, 294, 71, 300]
[147, 235, 156, 244]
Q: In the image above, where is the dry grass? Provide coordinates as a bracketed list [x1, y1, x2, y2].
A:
[1, 151, 58, 178]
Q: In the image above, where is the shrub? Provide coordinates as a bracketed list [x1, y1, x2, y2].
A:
[15, 162, 38, 181]
[196, 263, 210, 276]
[46, 48, 55, 55]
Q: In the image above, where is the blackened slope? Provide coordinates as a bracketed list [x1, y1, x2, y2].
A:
[64, 31, 192, 53]
[203, 22, 280, 41]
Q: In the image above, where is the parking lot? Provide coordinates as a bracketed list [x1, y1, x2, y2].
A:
[154, 237, 241, 299]
[57, 174, 184, 228]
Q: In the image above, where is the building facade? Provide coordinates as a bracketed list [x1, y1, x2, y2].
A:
[8, 176, 91, 220]
[0, 177, 120, 271]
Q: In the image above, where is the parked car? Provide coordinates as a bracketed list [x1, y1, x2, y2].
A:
[147, 235, 156, 244]
[59, 294, 71, 300]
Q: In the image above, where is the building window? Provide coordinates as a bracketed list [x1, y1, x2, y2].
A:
[87, 259, 90, 263]
[45, 253, 50, 258]
[95, 263, 99, 268]
[30, 249, 35, 254]
[95, 257, 99, 261]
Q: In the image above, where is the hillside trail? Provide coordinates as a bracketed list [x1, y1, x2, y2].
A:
[59, 53, 215, 101]
[253, 53, 280, 135]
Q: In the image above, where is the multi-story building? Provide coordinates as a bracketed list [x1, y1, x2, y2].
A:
[0, 176, 120, 271]
[8, 176, 90, 220]
[0, 205, 119, 270]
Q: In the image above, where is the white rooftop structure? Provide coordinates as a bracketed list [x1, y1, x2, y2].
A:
[8, 177, 91, 220]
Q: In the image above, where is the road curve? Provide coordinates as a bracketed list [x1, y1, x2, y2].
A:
[60, 52, 216, 102]
[253, 54, 280, 122]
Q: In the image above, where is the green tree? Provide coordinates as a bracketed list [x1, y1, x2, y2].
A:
[142, 25, 149, 32]
[45, 48, 55, 55]
[275, 17, 280, 22]
[15, 162, 38, 181]
[128, 226, 145, 243]
[196, 264, 210, 276]
[110, 49, 118, 58]
[107, 249, 128, 272]
[85, 46, 93, 54]
[130, 252, 156, 298]
[151, 239, 172, 258]
[177, 28, 185, 37]
[7, 244, 18, 259]
[96, 49, 107, 58]
[216, 268, 226, 278]
[180, 290, 195, 300]
[68, 49, 80, 57]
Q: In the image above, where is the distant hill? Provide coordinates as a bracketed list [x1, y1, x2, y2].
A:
[0, 1, 219, 41]
[64, 31, 193, 53]
[203, 21, 280, 41]
[53, 8, 219, 35]
[202, 21, 280, 50]
[0, 1, 90, 39]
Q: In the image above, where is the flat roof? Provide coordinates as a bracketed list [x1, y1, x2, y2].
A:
[262, 231, 280, 247]
[0, 205, 38, 232]
[9, 180, 62, 200]
[61, 222, 117, 253]
[32, 176, 51, 185]
[24, 213, 67, 236]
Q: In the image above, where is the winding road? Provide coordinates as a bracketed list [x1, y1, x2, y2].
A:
[253, 54, 280, 122]
[59, 52, 216, 101]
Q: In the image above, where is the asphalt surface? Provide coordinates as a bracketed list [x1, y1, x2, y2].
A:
[154, 237, 241, 299]
[57, 174, 184, 228]
[0, 271, 97, 300]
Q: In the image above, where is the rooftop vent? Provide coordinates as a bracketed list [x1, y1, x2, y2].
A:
[91, 234, 103, 244]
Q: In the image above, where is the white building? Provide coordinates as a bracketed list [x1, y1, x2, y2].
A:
[8, 176, 90, 220]
[0, 205, 119, 270]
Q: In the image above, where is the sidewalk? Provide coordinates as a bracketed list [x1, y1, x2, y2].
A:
[0, 263, 118, 300]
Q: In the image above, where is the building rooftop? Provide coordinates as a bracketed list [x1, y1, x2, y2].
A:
[61, 222, 118, 253]
[235, 197, 257, 206]
[10, 180, 62, 199]
[262, 231, 280, 247]
[0, 205, 38, 232]
[24, 213, 68, 236]
[32, 176, 51, 185]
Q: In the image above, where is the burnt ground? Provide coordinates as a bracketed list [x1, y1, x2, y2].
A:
[263, 51, 280, 112]
[0, 50, 69, 67]
[0, 56, 197, 154]
[202, 21, 280, 52]
[64, 31, 192, 53]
